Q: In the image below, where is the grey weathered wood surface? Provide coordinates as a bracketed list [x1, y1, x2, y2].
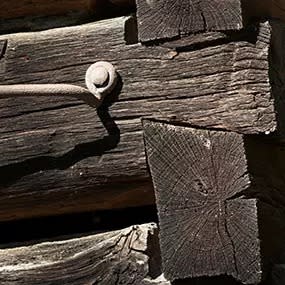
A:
[143, 119, 260, 284]
[0, 223, 170, 285]
[135, 0, 285, 42]
[143, 119, 285, 284]
[136, 0, 243, 42]
[0, 17, 279, 221]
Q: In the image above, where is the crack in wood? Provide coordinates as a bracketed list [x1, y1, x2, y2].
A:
[0, 40, 7, 60]
[0, 106, 120, 186]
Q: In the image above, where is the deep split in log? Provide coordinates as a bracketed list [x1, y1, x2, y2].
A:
[0, 17, 284, 221]
[0, 223, 170, 285]
[143, 119, 285, 284]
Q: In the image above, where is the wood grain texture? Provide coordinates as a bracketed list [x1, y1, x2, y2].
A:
[0, 17, 277, 221]
[135, 0, 285, 42]
[143, 119, 285, 284]
[0, 223, 170, 285]
[143, 119, 261, 284]
[136, 0, 243, 42]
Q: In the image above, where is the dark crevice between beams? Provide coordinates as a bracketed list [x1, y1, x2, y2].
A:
[0, 205, 158, 248]
[0, 2, 136, 35]
[172, 275, 243, 285]
[141, 117, 249, 135]
[0, 40, 7, 60]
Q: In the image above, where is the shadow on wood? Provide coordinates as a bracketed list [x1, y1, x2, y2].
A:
[0, 76, 122, 186]
[1, 17, 285, 221]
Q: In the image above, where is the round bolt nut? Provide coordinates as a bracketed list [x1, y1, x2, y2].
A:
[85, 61, 118, 101]
[91, 66, 109, 87]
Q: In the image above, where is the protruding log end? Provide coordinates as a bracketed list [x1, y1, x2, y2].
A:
[143, 119, 285, 284]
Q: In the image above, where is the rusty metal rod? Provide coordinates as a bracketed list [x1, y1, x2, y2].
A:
[0, 61, 117, 108]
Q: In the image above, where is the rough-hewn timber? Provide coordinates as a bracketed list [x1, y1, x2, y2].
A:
[143, 119, 285, 284]
[0, 223, 170, 285]
[0, 17, 281, 221]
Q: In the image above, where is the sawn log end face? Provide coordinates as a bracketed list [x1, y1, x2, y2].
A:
[142, 119, 285, 284]
[136, 0, 243, 42]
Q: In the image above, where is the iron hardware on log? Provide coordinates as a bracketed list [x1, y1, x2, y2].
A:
[0, 61, 118, 108]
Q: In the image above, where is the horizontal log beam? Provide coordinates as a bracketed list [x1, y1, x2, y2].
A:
[0, 17, 282, 221]
[0, 223, 170, 285]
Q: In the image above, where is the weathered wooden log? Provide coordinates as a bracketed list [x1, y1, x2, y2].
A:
[143, 119, 285, 284]
[135, 0, 285, 42]
[0, 223, 170, 285]
[0, 17, 282, 221]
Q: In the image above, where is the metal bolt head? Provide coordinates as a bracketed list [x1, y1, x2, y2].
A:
[85, 61, 118, 101]
[91, 66, 109, 87]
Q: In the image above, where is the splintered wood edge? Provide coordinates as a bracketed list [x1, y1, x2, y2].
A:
[0, 223, 170, 285]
